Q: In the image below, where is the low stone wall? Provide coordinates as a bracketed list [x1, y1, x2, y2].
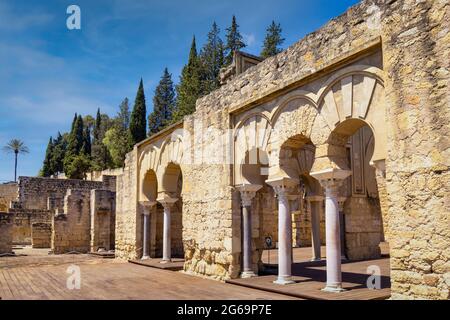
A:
[9, 209, 52, 245]
[17, 176, 114, 211]
[31, 223, 52, 248]
[52, 190, 91, 254]
[0, 182, 18, 212]
[90, 189, 115, 252]
[0, 213, 13, 254]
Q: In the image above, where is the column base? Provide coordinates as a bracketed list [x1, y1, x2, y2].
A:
[160, 259, 172, 264]
[273, 277, 296, 285]
[141, 255, 150, 260]
[322, 284, 346, 293]
[241, 271, 258, 279]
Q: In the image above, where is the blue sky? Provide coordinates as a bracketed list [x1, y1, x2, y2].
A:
[0, 0, 359, 182]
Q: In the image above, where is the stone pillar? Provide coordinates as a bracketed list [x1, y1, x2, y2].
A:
[266, 177, 299, 285]
[237, 184, 262, 278]
[338, 197, 347, 260]
[140, 201, 156, 260]
[307, 196, 324, 261]
[311, 169, 351, 292]
[157, 195, 178, 263]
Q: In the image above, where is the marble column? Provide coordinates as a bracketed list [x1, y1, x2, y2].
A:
[140, 201, 157, 260]
[266, 177, 299, 285]
[307, 196, 324, 261]
[157, 195, 178, 264]
[237, 184, 262, 278]
[311, 169, 351, 292]
[338, 197, 347, 260]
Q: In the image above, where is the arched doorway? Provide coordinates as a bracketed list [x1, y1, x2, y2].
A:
[157, 162, 184, 262]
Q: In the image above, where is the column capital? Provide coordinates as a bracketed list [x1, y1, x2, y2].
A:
[266, 177, 299, 201]
[311, 168, 351, 196]
[157, 194, 178, 209]
[337, 197, 347, 212]
[237, 184, 262, 207]
[140, 201, 157, 215]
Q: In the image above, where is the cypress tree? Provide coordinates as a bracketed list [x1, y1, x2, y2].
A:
[51, 132, 67, 175]
[149, 68, 176, 135]
[91, 108, 112, 170]
[117, 98, 130, 130]
[129, 79, 147, 145]
[82, 126, 91, 156]
[261, 21, 285, 59]
[224, 15, 246, 65]
[200, 22, 225, 93]
[64, 115, 86, 178]
[41, 137, 54, 177]
[173, 37, 203, 123]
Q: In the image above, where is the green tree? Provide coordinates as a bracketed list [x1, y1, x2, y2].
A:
[149, 68, 176, 135]
[91, 109, 112, 171]
[224, 15, 246, 65]
[64, 115, 90, 178]
[261, 20, 285, 59]
[173, 37, 203, 123]
[116, 98, 130, 130]
[82, 125, 91, 156]
[51, 132, 67, 175]
[3, 139, 29, 182]
[129, 79, 147, 145]
[64, 154, 91, 180]
[200, 22, 225, 93]
[103, 127, 132, 168]
[41, 137, 54, 177]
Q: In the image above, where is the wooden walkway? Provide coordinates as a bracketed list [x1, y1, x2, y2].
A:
[0, 259, 300, 300]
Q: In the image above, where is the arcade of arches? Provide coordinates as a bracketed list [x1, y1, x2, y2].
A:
[115, 0, 449, 300]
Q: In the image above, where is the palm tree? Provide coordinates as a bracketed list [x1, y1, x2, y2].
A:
[3, 139, 29, 182]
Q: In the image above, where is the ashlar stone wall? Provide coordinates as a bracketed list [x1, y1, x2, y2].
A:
[90, 189, 116, 252]
[52, 189, 91, 254]
[0, 183, 18, 212]
[0, 213, 13, 254]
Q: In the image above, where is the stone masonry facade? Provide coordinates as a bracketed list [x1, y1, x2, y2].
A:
[114, 0, 449, 300]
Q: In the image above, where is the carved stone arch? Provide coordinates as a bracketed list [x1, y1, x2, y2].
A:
[234, 113, 272, 186]
[157, 133, 184, 194]
[138, 145, 160, 202]
[315, 65, 387, 164]
[268, 95, 319, 178]
[159, 134, 184, 169]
